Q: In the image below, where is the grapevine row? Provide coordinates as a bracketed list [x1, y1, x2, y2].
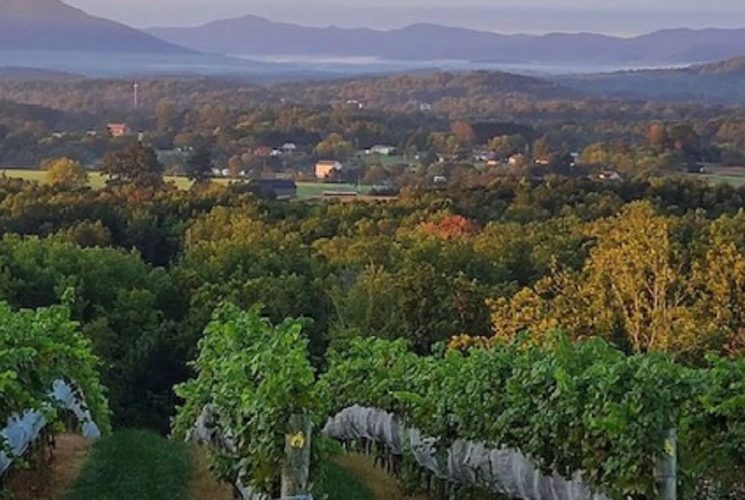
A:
[175, 306, 745, 499]
[0, 302, 110, 481]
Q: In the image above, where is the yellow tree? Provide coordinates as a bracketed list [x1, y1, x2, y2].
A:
[691, 214, 745, 356]
[489, 267, 591, 344]
[489, 202, 699, 354]
[42, 157, 89, 189]
[582, 202, 696, 353]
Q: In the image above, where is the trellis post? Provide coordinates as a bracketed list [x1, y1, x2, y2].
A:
[281, 413, 312, 498]
[657, 428, 677, 500]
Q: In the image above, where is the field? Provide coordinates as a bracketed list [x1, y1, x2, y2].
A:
[0, 168, 367, 199]
[689, 165, 745, 187]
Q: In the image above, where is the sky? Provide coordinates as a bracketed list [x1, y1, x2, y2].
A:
[64, 0, 745, 35]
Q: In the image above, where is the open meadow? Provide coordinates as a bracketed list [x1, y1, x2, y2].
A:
[0, 168, 367, 199]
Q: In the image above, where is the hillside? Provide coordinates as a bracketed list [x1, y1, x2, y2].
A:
[148, 16, 745, 66]
[0, 0, 191, 53]
[690, 55, 745, 74]
[558, 54, 745, 104]
[273, 71, 577, 110]
[0, 66, 81, 79]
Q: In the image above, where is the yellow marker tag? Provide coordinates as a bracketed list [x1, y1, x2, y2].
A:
[289, 431, 306, 449]
[664, 439, 675, 457]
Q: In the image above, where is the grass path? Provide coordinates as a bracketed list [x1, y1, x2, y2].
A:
[64, 429, 193, 500]
[64, 429, 235, 500]
[7, 429, 415, 500]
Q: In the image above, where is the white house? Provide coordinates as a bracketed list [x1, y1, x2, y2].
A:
[369, 145, 396, 156]
[281, 143, 297, 153]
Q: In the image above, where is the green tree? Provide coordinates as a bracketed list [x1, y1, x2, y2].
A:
[314, 133, 354, 160]
[42, 157, 88, 189]
[488, 134, 527, 158]
[185, 144, 213, 184]
[101, 142, 164, 190]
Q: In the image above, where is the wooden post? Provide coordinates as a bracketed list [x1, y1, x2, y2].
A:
[657, 428, 677, 500]
[281, 414, 312, 499]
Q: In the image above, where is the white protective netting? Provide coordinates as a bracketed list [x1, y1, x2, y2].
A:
[323, 405, 609, 500]
[0, 379, 102, 476]
[186, 404, 270, 500]
[186, 405, 315, 500]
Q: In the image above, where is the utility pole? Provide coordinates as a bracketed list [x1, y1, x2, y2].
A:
[133, 82, 139, 109]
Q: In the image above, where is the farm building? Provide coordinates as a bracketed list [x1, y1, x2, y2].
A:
[248, 179, 297, 200]
[315, 161, 343, 180]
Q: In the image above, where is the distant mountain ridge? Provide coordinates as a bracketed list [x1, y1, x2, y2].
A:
[0, 0, 191, 53]
[147, 16, 745, 66]
[0, 66, 82, 79]
[557, 54, 745, 104]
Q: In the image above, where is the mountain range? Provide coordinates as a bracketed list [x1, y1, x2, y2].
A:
[0, 0, 189, 53]
[4, 0, 745, 97]
[147, 15, 745, 66]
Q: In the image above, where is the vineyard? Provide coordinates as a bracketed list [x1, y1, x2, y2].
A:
[2, 299, 744, 499]
[175, 305, 745, 499]
[0, 301, 109, 486]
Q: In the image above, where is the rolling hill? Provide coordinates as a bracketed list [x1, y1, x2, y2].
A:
[557, 55, 745, 104]
[0, 0, 191, 53]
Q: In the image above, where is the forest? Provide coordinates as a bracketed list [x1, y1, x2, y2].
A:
[1, 71, 745, 499]
[1, 165, 744, 497]
[2, 73, 745, 174]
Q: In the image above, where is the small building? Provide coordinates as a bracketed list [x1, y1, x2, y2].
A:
[419, 102, 433, 112]
[248, 179, 297, 200]
[281, 143, 297, 153]
[106, 123, 130, 138]
[212, 168, 231, 177]
[369, 145, 396, 156]
[594, 170, 623, 182]
[253, 146, 273, 158]
[508, 154, 526, 167]
[686, 163, 706, 174]
[315, 161, 343, 180]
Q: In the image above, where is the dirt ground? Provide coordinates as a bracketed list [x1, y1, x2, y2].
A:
[188, 447, 234, 500]
[6, 434, 91, 500]
[334, 454, 430, 500]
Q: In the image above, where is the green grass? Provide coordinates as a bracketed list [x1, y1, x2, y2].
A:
[688, 165, 745, 188]
[65, 430, 192, 500]
[296, 182, 368, 198]
[0, 168, 367, 199]
[318, 461, 375, 500]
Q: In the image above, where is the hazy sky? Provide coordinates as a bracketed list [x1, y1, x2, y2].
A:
[65, 0, 745, 35]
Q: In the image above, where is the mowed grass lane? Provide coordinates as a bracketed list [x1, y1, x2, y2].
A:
[64, 429, 377, 500]
[64, 430, 192, 500]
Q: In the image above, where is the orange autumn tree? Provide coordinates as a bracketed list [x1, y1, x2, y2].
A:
[420, 215, 481, 240]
